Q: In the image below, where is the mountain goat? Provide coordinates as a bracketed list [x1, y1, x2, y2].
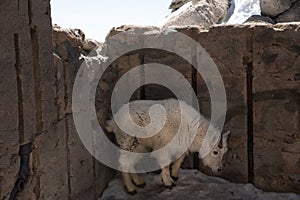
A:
[105, 99, 230, 194]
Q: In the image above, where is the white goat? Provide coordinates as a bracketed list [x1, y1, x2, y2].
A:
[105, 99, 230, 194]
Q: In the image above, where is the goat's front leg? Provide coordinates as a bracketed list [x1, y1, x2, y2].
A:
[119, 151, 137, 194]
[153, 145, 175, 188]
[122, 172, 137, 194]
[171, 154, 186, 181]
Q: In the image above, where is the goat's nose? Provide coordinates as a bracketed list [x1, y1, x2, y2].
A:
[217, 168, 222, 172]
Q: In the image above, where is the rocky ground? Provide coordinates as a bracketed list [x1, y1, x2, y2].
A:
[99, 169, 300, 200]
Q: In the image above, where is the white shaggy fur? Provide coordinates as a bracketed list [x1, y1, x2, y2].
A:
[106, 99, 230, 194]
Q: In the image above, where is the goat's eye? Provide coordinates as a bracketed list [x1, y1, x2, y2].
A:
[213, 151, 218, 155]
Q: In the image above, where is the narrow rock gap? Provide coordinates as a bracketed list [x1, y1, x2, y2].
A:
[27, 0, 32, 25]
[31, 28, 43, 137]
[63, 61, 72, 200]
[17, 0, 20, 12]
[192, 46, 199, 169]
[0, 172, 1, 198]
[246, 31, 254, 184]
[30, 28, 42, 200]
[14, 33, 24, 144]
[140, 53, 146, 100]
[55, 58, 61, 122]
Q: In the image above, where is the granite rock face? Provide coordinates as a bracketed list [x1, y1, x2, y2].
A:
[260, 0, 292, 17]
[83, 38, 102, 52]
[167, 0, 300, 25]
[162, 0, 229, 29]
[99, 23, 300, 194]
[196, 25, 251, 183]
[0, 0, 56, 199]
[52, 27, 113, 200]
[0, 2, 112, 199]
[169, 0, 191, 12]
[1, 1, 300, 199]
[252, 24, 300, 193]
[260, 0, 300, 23]
[275, 0, 300, 22]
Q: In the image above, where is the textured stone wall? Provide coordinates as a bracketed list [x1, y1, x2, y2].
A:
[0, 1, 113, 200]
[0, 0, 55, 198]
[100, 23, 300, 193]
[196, 26, 251, 182]
[0, 0, 299, 198]
[261, 0, 300, 23]
[252, 24, 300, 192]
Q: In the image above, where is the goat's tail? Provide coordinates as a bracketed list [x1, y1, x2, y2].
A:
[105, 119, 115, 133]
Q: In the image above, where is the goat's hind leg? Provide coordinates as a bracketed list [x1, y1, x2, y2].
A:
[130, 173, 146, 188]
[161, 165, 175, 188]
[171, 154, 185, 181]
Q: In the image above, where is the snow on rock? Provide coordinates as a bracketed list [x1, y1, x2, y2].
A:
[226, 0, 261, 24]
[99, 169, 300, 200]
[161, 0, 228, 29]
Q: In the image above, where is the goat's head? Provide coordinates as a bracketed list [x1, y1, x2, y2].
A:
[201, 131, 230, 173]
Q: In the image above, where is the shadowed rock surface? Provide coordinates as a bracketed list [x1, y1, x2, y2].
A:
[100, 170, 300, 200]
[275, 0, 300, 22]
[260, 0, 292, 17]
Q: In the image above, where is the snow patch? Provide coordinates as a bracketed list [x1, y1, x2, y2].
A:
[226, 0, 261, 24]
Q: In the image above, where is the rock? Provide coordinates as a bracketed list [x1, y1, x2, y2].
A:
[99, 24, 300, 194]
[106, 25, 160, 39]
[83, 38, 102, 51]
[162, 0, 229, 29]
[245, 15, 275, 24]
[260, 0, 292, 17]
[275, 0, 300, 22]
[252, 23, 300, 193]
[52, 25, 85, 61]
[169, 0, 191, 12]
[169, 0, 206, 12]
[53, 24, 85, 48]
[99, 170, 300, 200]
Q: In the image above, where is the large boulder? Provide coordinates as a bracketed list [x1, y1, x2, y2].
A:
[83, 39, 102, 52]
[275, 0, 300, 22]
[162, 0, 229, 29]
[169, 0, 191, 12]
[53, 24, 85, 49]
[52, 25, 102, 60]
[260, 0, 292, 17]
[52, 25, 85, 61]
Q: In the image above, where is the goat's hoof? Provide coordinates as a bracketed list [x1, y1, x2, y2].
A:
[165, 182, 176, 189]
[127, 190, 137, 195]
[165, 185, 173, 189]
[136, 183, 146, 188]
[171, 176, 178, 181]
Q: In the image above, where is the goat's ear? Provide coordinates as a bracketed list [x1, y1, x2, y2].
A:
[222, 131, 231, 147]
